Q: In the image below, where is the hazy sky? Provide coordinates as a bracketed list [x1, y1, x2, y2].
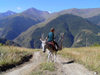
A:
[0, 0, 100, 13]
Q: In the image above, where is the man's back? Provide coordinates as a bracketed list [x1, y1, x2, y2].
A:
[48, 32, 54, 42]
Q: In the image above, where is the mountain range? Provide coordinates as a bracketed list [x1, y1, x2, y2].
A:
[0, 8, 100, 48]
[0, 10, 16, 19]
[0, 8, 49, 40]
[15, 14, 100, 48]
[54, 8, 100, 18]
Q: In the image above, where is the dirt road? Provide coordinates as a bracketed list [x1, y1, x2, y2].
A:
[2, 51, 94, 75]
[56, 56, 94, 75]
[3, 52, 44, 75]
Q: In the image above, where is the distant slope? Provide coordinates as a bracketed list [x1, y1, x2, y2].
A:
[72, 29, 100, 47]
[87, 14, 100, 26]
[0, 10, 16, 19]
[0, 8, 50, 40]
[0, 15, 40, 40]
[21, 8, 49, 20]
[51, 8, 100, 18]
[15, 14, 100, 48]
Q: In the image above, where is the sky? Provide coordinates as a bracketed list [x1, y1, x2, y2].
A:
[0, 0, 100, 13]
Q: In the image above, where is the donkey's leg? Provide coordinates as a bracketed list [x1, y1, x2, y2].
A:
[42, 45, 46, 53]
[48, 51, 51, 62]
[54, 52, 57, 63]
[50, 52, 53, 62]
[51, 53, 54, 62]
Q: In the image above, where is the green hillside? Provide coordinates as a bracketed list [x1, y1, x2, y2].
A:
[72, 29, 100, 47]
[15, 14, 100, 48]
[88, 14, 100, 26]
[0, 15, 40, 40]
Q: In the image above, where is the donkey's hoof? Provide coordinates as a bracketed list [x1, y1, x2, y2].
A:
[43, 51, 45, 53]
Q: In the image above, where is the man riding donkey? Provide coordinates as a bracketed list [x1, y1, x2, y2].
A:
[43, 28, 60, 53]
[40, 28, 64, 62]
[47, 28, 59, 51]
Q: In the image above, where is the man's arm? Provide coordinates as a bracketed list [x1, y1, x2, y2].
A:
[53, 33, 55, 40]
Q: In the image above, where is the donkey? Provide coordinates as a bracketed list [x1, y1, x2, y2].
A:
[40, 33, 64, 62]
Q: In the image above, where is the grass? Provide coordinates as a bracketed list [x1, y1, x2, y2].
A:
[0, 46, 38, 67]
[31, 71, 42, 75]
[40, 62, 55, 71]
[30, 62, 55, 75]
[58, 47, 100, 73]
[91, 43, 100, 47]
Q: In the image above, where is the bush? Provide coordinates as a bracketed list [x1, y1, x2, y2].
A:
[92, 43, 100, 47]
[0, 43, 3, 46]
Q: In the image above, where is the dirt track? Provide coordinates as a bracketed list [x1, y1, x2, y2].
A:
[56, 56, 94, 75]
[2, 51, 94, 75]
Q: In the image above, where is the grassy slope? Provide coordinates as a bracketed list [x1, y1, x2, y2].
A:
[0, 46, 37, 69]
[58, 47, 100, 73]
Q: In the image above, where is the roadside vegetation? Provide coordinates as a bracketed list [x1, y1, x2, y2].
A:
[58, 47, 100, 74]
[91, 43, 100, 47]
[30, 62, 55, 75]
[40, 62, 55, 71]
[0, 46, 37, 71]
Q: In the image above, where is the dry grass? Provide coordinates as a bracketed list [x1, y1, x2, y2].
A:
[40, 62, 55, 71]
[30, 62, 55, 75]
[58, 47, 100, 73]
[0, 46, 38, 66]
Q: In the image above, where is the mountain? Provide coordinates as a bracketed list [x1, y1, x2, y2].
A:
[0, 15, 40, 40]
[0, 8, 50, 40]
[44, 8, 100, 27]
[21, 8, 49, 20]
[1, 8, 100, 47]
[50, 8, 100, 18]
[72, 29, 100, 47]
[45, 8, 100, 27]
[0, 10, 16, 19]
[87, 14, 100, 26]
[15, 14, 100, 48]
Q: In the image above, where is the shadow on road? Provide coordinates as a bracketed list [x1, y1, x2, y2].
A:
[62, 60, 75, 64]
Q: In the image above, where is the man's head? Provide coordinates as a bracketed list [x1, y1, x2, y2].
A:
[50, 28, 55, 32]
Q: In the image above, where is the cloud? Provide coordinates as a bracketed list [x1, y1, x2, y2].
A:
[17, 7, 22, 10]
[48, 11, 52, 13]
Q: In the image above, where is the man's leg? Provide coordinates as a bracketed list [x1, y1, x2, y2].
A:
[53, 41, 59, 50]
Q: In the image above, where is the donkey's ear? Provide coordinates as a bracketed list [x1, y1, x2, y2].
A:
[45, 37, 48, 41]
[40, 38, 42, 41]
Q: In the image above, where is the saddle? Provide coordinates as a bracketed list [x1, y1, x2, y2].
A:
[47, 42, 54, 46]
[47, 42, 56, 50]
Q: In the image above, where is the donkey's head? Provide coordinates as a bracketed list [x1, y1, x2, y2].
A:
[40, 39, 47, 52]
[40, 34, 47, 52]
